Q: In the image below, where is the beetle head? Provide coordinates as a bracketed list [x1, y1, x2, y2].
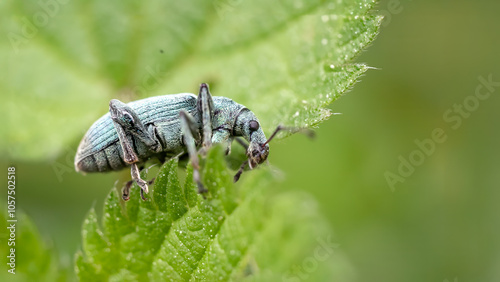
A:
[247, 141, 269, 169]
[234, 110, 269, 169]
[232, 114, 315, 182]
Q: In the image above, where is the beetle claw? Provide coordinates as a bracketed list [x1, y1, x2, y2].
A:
[197, 183, 208, 194]
[147, 177, 156, 185]
[136, 179, 149, 194]
[140, 189, 147, 201]
[122, 180, 133, 201]
[133, 178, 149, 201]
[122, 193, 130, 201]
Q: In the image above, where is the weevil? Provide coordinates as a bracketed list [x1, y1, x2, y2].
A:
[75, 83, 289, 200]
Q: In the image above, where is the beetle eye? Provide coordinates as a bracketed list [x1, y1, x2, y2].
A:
[249, 120, 259, 131]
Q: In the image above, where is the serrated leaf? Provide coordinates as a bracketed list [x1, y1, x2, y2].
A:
[76, 146, 354, 281]
[3, 0, 381, 160]
[184, 164, 199, 209]
[155, 158, 188, 219]
[81, 208, 110, 269]
[202, 147, 237, 214]
[104, 189, 133, 247]
[75, 251, 105, 282]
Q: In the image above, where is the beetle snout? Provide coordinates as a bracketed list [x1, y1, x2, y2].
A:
[247, 143, 269, 169]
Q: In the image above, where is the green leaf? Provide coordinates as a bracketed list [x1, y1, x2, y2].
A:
[3, 0, 381, 160]
[76, 146, 354, 281]
[0, 210, 68, 281]
[156, 158, 188, 219]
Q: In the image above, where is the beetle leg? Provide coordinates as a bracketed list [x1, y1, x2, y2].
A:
[180, 110, 208, 194]
[197, 83, 214, 154]
[109, 99, 161, 156]
[147, 124, 163, 153]
[148, 177, 156, 185]
[109, 99, 163, 200]
[114, 125, 139, 164]
[130, 163, 149, 200]
[234, 160, 247, 182]
[122, 180, 133, 201]
[212, 128, 232, 154]
[122, 176, 156, 202]
[234, 137, 249, 151]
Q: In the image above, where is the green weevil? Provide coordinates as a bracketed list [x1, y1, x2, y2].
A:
[75, 83, 288, 200]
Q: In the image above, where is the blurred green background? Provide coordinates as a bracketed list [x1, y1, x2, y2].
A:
[3, 0, 500, 281]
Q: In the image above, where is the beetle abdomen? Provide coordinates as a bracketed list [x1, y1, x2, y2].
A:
[76, 143, 127, 173]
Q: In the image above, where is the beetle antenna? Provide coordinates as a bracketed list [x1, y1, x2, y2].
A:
[262, 125, 315, 147]
[233, 160, 247, 182]
[262, 125, 284, 147]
